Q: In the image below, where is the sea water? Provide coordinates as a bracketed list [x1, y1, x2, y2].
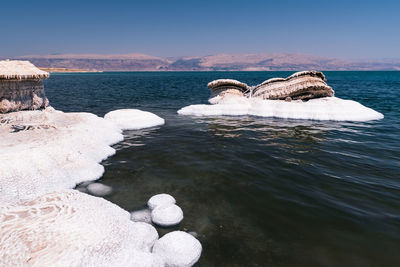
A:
[45, 71, 400, 266]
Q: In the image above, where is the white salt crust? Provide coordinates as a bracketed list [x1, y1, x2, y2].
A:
[87, 183, 113, 197]
[153, 231, 202, 267]
[147, 194, 176, 210]
[0, 190, 165, 267]
[178, 96, 384, 122]
[104, 109, 165, 130]
[0, 107, 165, 203]
[151, 204, 184, 227]
[0, 107, 203, 265]
[0, 108, 122, 203]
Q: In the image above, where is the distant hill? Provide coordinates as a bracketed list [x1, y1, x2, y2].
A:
[6, 53, 400, 71]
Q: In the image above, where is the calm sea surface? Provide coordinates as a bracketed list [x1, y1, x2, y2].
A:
[45, 72, 400, 266]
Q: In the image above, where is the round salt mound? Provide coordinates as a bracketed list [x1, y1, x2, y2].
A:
[104, 109, 165, 130]
[152, 231, 202, 267]
[130, 222, 159, 252]
[87, 183, 113, 197]
[151, 204, 184, 227]
[147, 193, 176, 210]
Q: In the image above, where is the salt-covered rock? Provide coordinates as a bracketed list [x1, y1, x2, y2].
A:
[147, 193, 176, 210]
[178, 96, 384, 122]
[151, 204, 184, 227]
[0, 190, 164, 266]
[153, 231, 202, 267]
[87, 182, 113, 197]
[104, 109, 165, 130]
[131, 209, 152, 224]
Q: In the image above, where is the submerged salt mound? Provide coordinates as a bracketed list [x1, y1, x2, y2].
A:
[148, 193, 176, 210]
[87, 182, 113, 197]
[153, 231, 202, 267]
[104, 109, 165, 130]
[151, 204, 184, 227]
[131, 209, 152, 224]
[0, 190, 164, 266]
[178, 97, 384, 122]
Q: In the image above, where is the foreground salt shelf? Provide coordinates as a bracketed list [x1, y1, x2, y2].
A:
[0, 190, 163, 266]
[0, 190, 201, 266]
[0, 107, 164, 203]
[178, 96, 384, 121]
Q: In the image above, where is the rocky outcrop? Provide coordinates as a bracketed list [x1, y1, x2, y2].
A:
[0, 60, 50, 113]
[252, 71, 334, 100]
[207, 79, 249, 104]
[207, 71, 334, 103]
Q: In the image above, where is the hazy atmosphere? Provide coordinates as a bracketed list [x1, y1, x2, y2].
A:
[1, 0, 399, 59]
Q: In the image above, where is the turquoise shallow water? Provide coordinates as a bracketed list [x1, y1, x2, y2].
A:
[45, 71, 400, 266]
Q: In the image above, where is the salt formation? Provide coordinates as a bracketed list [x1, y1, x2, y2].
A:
[87, 182, 113, 197]
[153, 231, 203, 267]
[147, 194, 184, 226]
[0, 61, 202, 265]
[0, 190, 166, 267]
[0, 107, 166, 203]
[208, 71, 333, 104]
[0, 190, 201, 266]
[147, 194, 183, 226]
[208, 79, 249, 104]
[179, 97, 384, 121]
[252, 71, 334, 100]
[104, 109, 165, 130]
[131, 209, 152, 224]
[0, 107, 122, 203]
[0, 60, 50, 113]
[148, 193, 176, 209]
[151, 204, 184, 227]
[178, 71, 384, 121]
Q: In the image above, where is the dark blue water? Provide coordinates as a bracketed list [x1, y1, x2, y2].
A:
[45, 72, 400, 266]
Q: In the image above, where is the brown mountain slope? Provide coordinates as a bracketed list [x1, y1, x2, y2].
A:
[6, 53, 400, 71]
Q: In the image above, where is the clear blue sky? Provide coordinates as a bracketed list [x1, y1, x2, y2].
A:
[1, 0, 399, 59]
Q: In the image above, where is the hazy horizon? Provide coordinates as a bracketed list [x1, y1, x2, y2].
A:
[2, 0, 399, 60]
[5, 52, 400, 62]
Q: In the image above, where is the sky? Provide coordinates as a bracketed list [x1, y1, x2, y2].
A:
[1, 0, 399, 59]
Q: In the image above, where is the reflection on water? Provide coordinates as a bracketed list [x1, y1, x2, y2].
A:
[48, 71, 400, 266]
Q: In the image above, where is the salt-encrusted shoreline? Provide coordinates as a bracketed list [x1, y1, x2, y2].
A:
[0, 60, 202, 266]
[0, 107, 166, 203]
[0, 107, 202, 266]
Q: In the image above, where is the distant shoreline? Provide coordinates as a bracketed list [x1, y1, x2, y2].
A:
[40, 69, 400, 73]
[39, 67, 102, 73]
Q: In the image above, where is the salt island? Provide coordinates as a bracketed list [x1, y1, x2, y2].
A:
[178, 71, 384, 121]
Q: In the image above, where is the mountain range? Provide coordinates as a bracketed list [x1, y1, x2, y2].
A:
[5, 53, 400, 71]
